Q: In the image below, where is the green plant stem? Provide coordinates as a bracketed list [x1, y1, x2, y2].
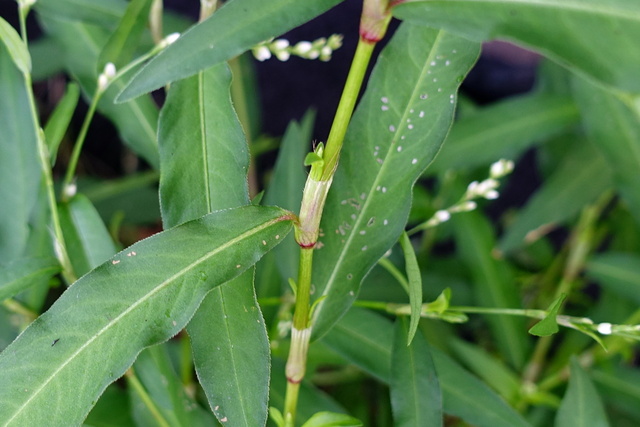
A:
[320, 40, 375, 181]
[18, 3, 28, 43]
[125, 368, 171, 427]
[2, 298, 38, 323]
[60, 89, 102, 201]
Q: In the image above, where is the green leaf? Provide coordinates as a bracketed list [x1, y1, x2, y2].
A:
[43, 82, 80, 165]
[556, 358, 610, 427]
[528, 294, 567, 337]
[0, 205, 293, 426]
[572, 76, 640, 226]
[38, 15, 160, 168]
[0, 43, 40, 262]
[398, 232, 422, 345]
[428, 94, 579, 174]
[0, 17, 31, 74]
[29, 37, 65, 80]
[391, 318, 442, 427]
[586, 252, 640, 305]
[130, 345, 215, 426]
[158, 61, 270, 426]
[84, 384, 134, 427]
[117, 0, 344, 101]
[393, 0, 640, 92]
[0, 257, 60, 302]
[592, 366, 640, 421]
[58, 194, 117, 277]
[452, 210, 529, 368]
[321, 307, 393, 383]
[97, 0, 153, 72]
[264, 111, 316, 283]
[323, 308, 530, 427]
[499, 139, 613, 252]
[301, 411, 363, 427]
[311, 23, 480, 339]
[35, 0, 126, 28]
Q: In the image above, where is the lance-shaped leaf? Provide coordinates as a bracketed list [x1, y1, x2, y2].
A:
[391, 318, 442, 427]
[311, 23, 480, 339]
[393, 0, 640, 93]
[0, 17, 31, 74]
[428, 94, 579, 174]
[0, 43, 40, 262]
[556, 358, 610, 427]
[118, 0, 344, 101]
[0, 205, 293, 426]
[43, 82, 80, 165]
[0, 257, 60, 302]
[572, 76, 640, 226]
[586, 252, 640, 305]
[158, 62, 269, 426]
[399, 232, 423, 345]
[35, 0, 126, 28]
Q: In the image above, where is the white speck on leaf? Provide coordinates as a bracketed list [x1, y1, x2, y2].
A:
[112, 260, 120, 265]
[389, 125, 396, 132]
[412, 158, 418, 164]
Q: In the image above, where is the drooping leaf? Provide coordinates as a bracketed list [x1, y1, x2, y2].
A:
[97, 0, 153, 72]
[453, 210, 530, 368]
[0, 205, 293, 426]
[428, 94, 579, 174]
[0, 257, 60, 302]
[499, 139, 613, 252]
[556, 358, 610, 427]
[0, 43, 40, 262]
[43, 82, 80, 165]
[58, 194, 117, 277]
[391, 318, 442, 427]
[301, 411, 363, 427]
[529, 294, 567, 337]
[572, 76, 640, 226]
[393, 0, 640, 93]
[311, 23, 480, 339]
[264, 111, 316, 283]
[158, 60, 270, 426]
[398, 232, 422, 345]
[0, 17, 31, 74]
[586, 252, 640, 305]
[37, 15, 160, 168]
[118, 0, 345, 101]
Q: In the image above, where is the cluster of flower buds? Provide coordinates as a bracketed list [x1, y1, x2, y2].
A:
[97, 62, 117, 92]
[423, 159, 515, 228]
[252, 34, 343, 62]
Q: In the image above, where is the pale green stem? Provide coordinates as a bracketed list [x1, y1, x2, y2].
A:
[125, 368, 171, 427]
[2, 298, 38, 323]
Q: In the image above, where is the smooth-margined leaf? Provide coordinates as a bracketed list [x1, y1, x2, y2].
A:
[586, 252, 640, 305]
[391, 318, 442, 427]
[29, 37, 65, 80]
[452, 210, 529, 368]
[398, 232, 422, 345]
[84, 384, 134, 427]
[0, 257, 60, 302]
[0, 205, 293, 426]
[393, 0, 640, 93]
[0, 43, 40, 262]
[117, 0, 344, 101]
[556, 358, 610, 427]
[301, 411, 363, 427]
[37, 15, 160, 168]
[428, 94, 579, 174]
[158, 60, 269, 425]
[264, 111, 316, 283]
[43, 82, 80, 165]
[572, 76, 640, 226]
[499, 138, 613, 252]
[97, 0, 153, 72]
[529, 294, 566, 337]
[58, 194, 117, 277]
[323, 308, 531, 427]
[311, 23, 480, 340]
[0, 17, 31, 74]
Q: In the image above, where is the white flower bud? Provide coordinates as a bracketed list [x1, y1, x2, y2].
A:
[490, 159, 514, 178]
[459, 201, 477, 212]
[319, 45, 333, 61]
[485, 190, 499, 200]
[252, 45, 271, 61]
[293, 41, 313, 55]
[275, 50, 290, 61]
[435, 210, 451, 223]
[63, 182, 77, 199]
[306, 50, 320, 60]
[272, 39, 290, 50]
[327, 34, 343, 50]
[161, 32, 180, 48]
[597, 322, 612, 335]
[103, 62, 116, 78]
[97, 74, 109, 91]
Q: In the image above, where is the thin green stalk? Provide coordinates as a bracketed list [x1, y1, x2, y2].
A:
[2, 298, 38, 323]
[125, 368, 171, 427]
